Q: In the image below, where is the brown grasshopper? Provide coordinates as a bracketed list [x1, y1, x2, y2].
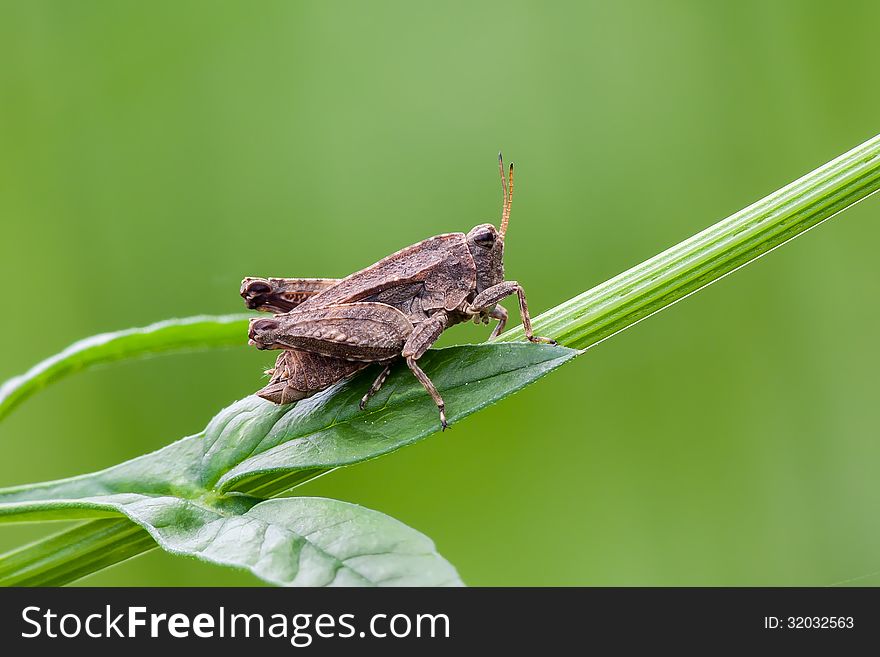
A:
[242, 155, 554, 429]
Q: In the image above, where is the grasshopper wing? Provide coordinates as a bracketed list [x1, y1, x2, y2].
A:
[298, 233, 476, 315]
[255, 302, 413, 362]
[256, 349, 369, 404]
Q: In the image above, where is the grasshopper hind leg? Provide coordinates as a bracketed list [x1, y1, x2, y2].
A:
[359, 357, 447, 431]
[406, 356, 447, 430]
[359, 362, 394, 411]
[400, 312, 451, 430]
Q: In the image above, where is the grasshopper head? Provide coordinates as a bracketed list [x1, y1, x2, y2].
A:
[466, 153, 514, 294]
[248, 317, 283, 349]
[241, 278, 282, 312]
[466, 223, 504, 294]
[242, 277, 308, 314]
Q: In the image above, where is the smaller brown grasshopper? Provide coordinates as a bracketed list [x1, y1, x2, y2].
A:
[243, 155, 554, 429]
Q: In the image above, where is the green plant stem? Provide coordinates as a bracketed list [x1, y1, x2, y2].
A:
[3, 133, 880, 586]
[0, 519, 156, 586]
[0, 469, 336, 586]
[502, 134, 880, 347]
[0, 314, 252, 421]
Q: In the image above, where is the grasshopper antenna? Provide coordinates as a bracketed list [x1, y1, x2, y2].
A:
[499, 154, 514, 238]
[499, 151, 508, 220]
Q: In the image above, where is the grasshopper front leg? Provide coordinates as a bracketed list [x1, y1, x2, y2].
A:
[470, 281, 556, 344]
[488, 305, 508, 339]
[401, 311, 451, 430]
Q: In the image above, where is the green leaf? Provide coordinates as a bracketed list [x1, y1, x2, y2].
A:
[0, 344, 575, 511]
[0, 343, 577, 585]
[0, 498, 462, 587]
[0, 314, 252, 422]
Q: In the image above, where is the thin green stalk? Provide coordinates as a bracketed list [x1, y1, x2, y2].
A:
[0, 465, 422, 587]
[0, 314, 252, 421]
[502, 134, 880, 347]
[0, 469, 334, 586]
[0, 519, 156, 586]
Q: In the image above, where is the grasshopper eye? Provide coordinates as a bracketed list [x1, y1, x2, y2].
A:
[246, 281, 272, 296]
[242, 279, 275, 310]
[473, 227, 496, 247]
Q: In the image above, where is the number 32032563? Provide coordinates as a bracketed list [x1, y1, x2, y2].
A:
[764, 617, 854, 629]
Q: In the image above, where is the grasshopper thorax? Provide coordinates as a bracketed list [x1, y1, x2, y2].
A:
[466, 223, 505, 295]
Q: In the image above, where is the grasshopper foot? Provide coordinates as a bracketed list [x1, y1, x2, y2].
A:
[528, 335, 557, 345]
[439, 405, 449, 431]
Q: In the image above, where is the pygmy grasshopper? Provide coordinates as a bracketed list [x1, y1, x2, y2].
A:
[242, 154, 554, 429]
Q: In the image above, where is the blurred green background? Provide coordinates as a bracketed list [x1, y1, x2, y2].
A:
[1, 0, 879, 586]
